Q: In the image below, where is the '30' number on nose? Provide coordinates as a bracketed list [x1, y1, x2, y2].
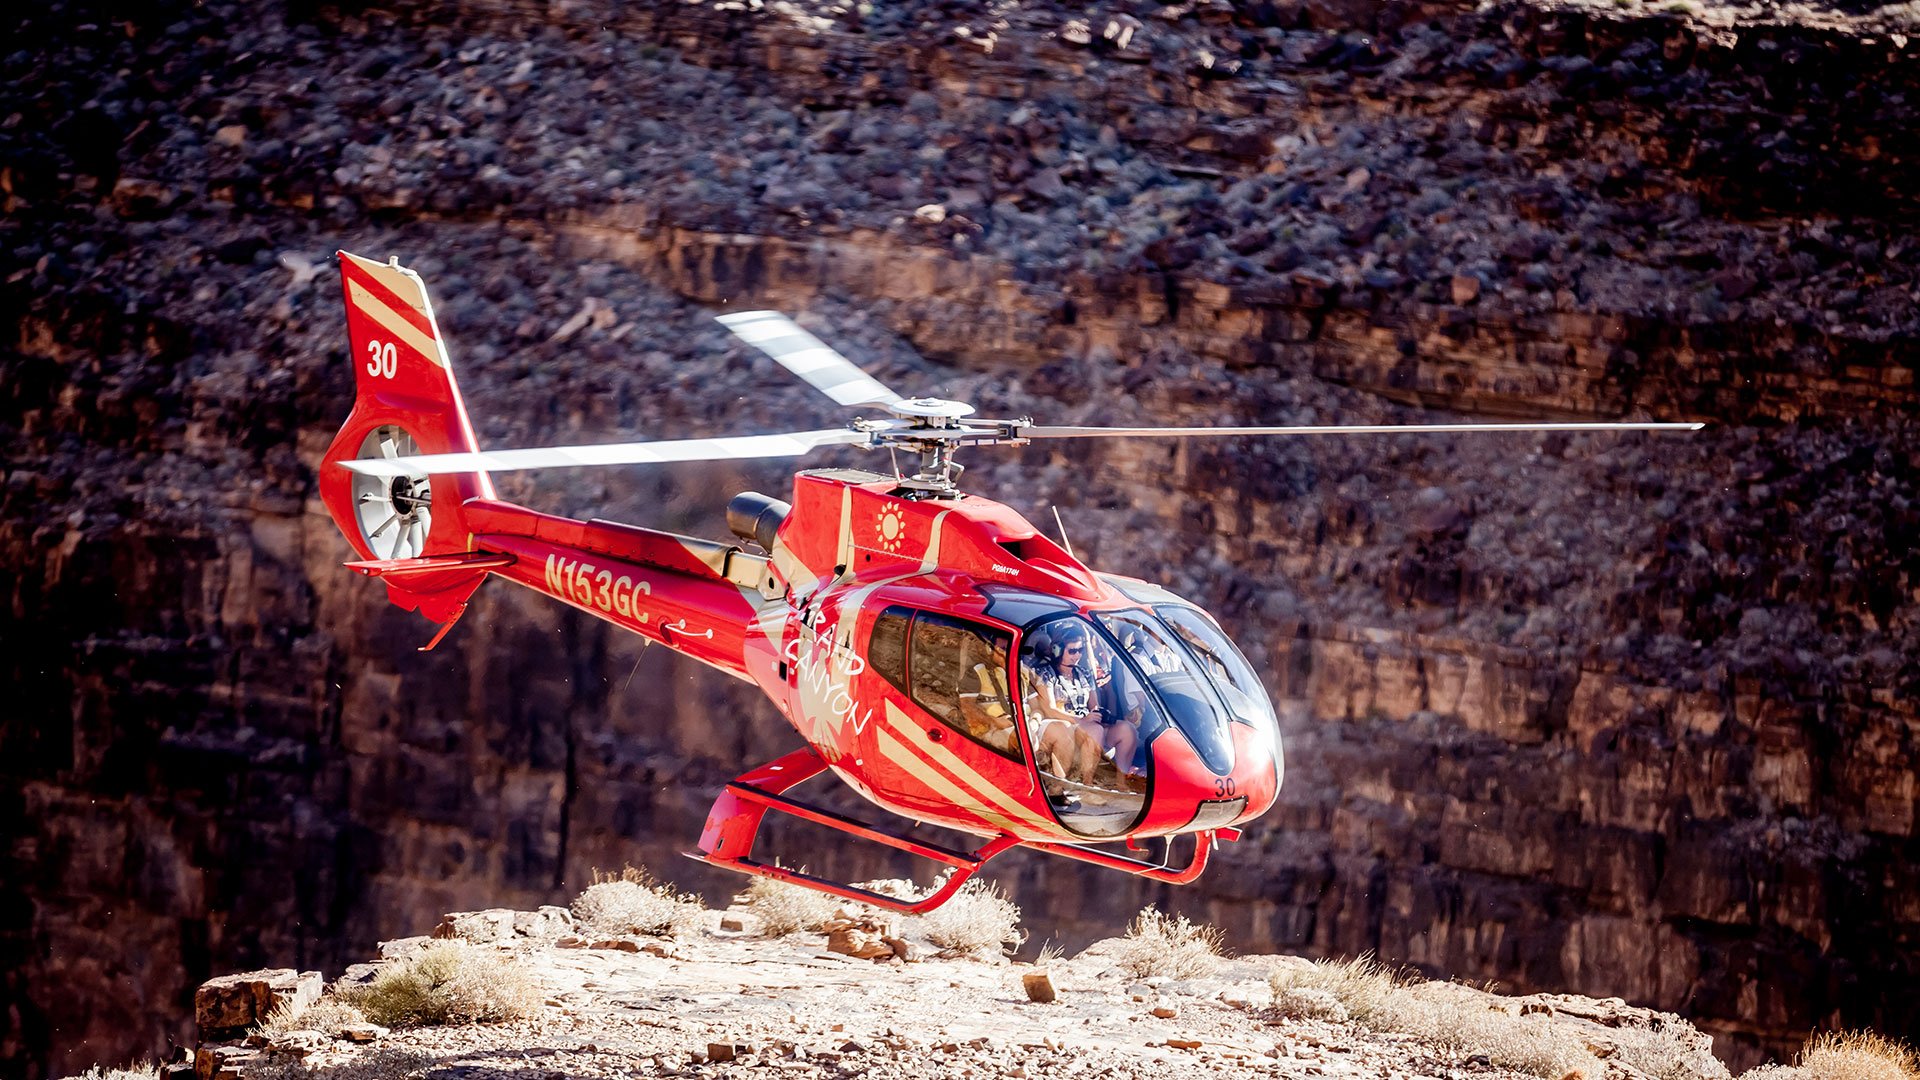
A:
[365, 340, 398, 379]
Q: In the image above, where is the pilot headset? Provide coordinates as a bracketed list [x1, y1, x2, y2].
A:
[1050, 624, 1091, 669]
[1024, 627, 1058, 663]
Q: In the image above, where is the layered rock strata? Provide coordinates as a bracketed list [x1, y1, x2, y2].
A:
[2, 0, 1916, 1077]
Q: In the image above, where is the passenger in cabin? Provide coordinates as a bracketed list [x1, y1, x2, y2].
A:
[957, 635, 1019, 756]
[1086, 636, 1142, 779]
[1119, 622, 1180, 676]
[1019, 624, 1105, 786]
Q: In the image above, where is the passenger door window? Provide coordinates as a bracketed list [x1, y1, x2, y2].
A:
[906, 612, 1021, 761]
[869, 606, 910, 695]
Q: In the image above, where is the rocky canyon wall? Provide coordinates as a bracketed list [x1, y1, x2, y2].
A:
[2, 0, 1915, 1078]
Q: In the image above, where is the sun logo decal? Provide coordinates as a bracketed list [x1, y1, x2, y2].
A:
[875, 507, 907, 552]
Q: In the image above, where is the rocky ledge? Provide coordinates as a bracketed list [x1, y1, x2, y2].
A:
[171, 901, 1732, 1080]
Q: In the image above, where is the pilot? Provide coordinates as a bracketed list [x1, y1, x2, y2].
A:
[1020, 625, 1104, 787]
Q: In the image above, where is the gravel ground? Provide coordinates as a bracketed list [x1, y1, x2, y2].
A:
[261, 907, 1665, 1080]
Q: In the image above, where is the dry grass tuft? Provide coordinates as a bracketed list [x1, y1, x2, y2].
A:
[1799, 1032, 1920, 1080]
[338, 940, 541, 1028]
[745, 873, 843, 937]
[1390, 984, 1601, 1080]
[1271, 958, 1608, 1079]
[253, 996, 367, 1040]
[1270, 986, 1351, 1023]
[63, 1063, 159, 1080]
[917, 879, 1024, 956]
[571, 865, 706, 938]
[1112, 906, 1225, 979]
[1270, 953, 1409, 1025]
[1609, 1021, 1731, 1080]
[745, 872, 1024, 956]
[248, 1049, 434, 1080]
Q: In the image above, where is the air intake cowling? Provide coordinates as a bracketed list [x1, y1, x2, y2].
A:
[727, 492, 791, 552]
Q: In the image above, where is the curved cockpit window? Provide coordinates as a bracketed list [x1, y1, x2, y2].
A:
[1017, 615, 1157, 838]
[1153, 605, 1278, 735]
[1095, 609, 1237, 776]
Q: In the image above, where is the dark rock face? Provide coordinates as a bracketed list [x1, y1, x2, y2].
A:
[2, 0, 1916, 1077]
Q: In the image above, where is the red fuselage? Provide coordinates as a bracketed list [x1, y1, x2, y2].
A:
[430, 467, 1282, 846]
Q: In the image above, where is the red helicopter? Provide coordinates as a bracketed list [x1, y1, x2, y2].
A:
[320, 251, 1699, 913]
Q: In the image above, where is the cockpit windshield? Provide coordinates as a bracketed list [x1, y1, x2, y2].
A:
[1152, 605, 1279, 737]
[1095, 609, 1237, 775]
[1014, 605, 1277, 837]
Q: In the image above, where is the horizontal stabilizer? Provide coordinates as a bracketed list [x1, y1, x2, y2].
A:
[345, 551, 515, 581]
[345, 551, 513, 625]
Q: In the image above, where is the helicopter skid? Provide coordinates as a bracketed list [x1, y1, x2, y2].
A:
[690, 746, 1023, 914]
[1024, 827, 1239, 885]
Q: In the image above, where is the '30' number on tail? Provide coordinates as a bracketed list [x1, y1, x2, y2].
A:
[365, 340, 398, 379]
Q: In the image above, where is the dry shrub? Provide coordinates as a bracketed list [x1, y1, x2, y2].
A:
[339, 940, 541, 1028]
[253, 996, 367, 1040]
[1272, 958, 1608, 1080]
[1799, 1032, 1920, 1080]
[1610, 1021, 1732, 1080]
[571, 865, 705, 938]
[1270, 986, 1351, 1023]
[917, 879, 1024, 956]
[1270, 953, 1408, 1025]
[743, 871, 1026, 956]
[1742, 1066, 1808, 1080]
[247, 1050, 434, 1080]
[1388, 984, 1601, 1080]
[745, 873, 842, 937]
[1113, 907, 1224, 979]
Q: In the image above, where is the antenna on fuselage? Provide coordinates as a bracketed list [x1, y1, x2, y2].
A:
[1051, 505, 1075, 559]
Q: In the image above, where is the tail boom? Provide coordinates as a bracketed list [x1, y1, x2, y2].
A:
[463, 500, 782, 681]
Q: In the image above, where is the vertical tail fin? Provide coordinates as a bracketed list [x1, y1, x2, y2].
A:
[319, 251, 493, 573]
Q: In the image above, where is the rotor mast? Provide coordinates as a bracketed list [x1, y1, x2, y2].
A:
[854, 398, 1027, 497]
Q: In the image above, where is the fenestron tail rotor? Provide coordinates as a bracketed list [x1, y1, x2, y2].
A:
[351, 425, 434, 559]
[336, 310, 1703, 494]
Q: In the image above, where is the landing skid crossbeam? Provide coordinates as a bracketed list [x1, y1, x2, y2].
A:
[688, 746, 1020, 914]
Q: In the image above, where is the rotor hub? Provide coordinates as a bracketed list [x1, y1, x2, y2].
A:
[390, 475, 429, 515]
[885, 397, 976, 421]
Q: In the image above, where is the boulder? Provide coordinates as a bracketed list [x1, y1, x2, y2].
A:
[194, 970, 321, 1038]
[435, 906, 572, 942]
[192, 1045, 259, 1080]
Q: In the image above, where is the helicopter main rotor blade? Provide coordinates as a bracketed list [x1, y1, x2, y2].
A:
[339, 428, 868, 477]
[718, 311, 904, 409]
[1022, 421, 1704, 439]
